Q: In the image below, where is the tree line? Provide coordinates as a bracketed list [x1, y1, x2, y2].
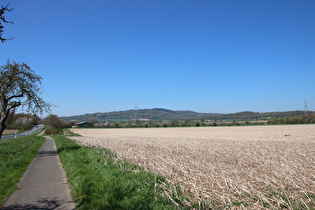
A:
[85, 115, 315, 129]
[267, 115, 315, 125]
[4, 113, 71, 135]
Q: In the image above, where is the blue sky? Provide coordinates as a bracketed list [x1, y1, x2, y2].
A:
[1, 0, 314, 116]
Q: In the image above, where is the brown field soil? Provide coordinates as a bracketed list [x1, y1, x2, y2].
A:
[71, 125, 315, 209]
[3, 129, 18, 134]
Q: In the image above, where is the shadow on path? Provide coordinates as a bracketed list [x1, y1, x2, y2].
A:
[1, 197, 73, 209]
[36, 150, 58, 157]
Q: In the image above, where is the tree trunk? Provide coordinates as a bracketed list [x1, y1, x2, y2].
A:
[0, 121, 7, 140]
[0, 110, 10, 140]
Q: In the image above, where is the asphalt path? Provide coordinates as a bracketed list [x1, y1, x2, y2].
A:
[0, 124, 45, 141]
[2, 136, 75, 209]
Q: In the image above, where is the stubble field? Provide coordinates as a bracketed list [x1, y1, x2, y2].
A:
[2, 129, 18, 134]
[71, 125, 315, 209]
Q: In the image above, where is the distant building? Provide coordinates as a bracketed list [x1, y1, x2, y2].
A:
[138, 118, 151, 122]
[76, 121, 93, 128]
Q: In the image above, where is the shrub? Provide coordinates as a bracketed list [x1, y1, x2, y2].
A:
[303, 119, 310, 124]
[179, 121, 187, 127]
[170, 120, 177, 127]
[45, 126, 59, 135]
[127, 121, 133, 127]
[44, 125, 52, 134]
[62, 122, 72, 128]
[154, 123, 161, 127]
[45, 129, 58, 135]
[290, 116, 299, 124]
[162, 122, 169, 127]
[113, 122, 120, 128]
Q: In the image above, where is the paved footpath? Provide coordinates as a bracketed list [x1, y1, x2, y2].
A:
[2, 136, 75, 210]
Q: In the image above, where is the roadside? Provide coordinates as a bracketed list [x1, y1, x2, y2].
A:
[2, 130, 18, 136]
[0, 124, 45, 141]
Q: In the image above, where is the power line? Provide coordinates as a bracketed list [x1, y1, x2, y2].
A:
[134, 105, 137, 122]
[305, 99, 307, 112]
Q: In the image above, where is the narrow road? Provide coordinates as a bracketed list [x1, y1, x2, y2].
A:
[0, 124, 45, 141]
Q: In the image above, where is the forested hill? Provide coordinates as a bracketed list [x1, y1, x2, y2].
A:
[60, 108, 314, 122]
[60, 108, 221, 122]
[214, 110, 315, 120]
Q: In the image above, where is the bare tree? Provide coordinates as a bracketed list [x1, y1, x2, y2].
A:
[0, 4, 13, 43]
[0, 60, 51, 139]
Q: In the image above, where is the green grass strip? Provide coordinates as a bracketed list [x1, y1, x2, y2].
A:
[65, 128, 81, 136]
[0, 136, 46, 205]
[54, 136, 179, 209]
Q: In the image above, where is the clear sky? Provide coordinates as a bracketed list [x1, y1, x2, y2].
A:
[1, 0, 314, 116]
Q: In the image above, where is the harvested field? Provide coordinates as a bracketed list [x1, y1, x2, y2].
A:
[2, 130, 18, 134]
[71, 125, 315, 209]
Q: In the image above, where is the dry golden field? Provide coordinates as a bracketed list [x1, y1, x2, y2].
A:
[71, 125, 315, 209]
[2, 129, 18, 134]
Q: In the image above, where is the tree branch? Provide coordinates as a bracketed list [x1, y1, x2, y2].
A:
[9, 101, 21, 110]
[7, 93, 24, 101]
[0, 4, 14, 43]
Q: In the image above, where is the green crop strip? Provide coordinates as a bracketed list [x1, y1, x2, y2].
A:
[54, 136, 185, 209]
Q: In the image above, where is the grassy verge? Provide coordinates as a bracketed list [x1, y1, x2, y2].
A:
[54, 136, 187, 209]
[65, 128, 81, 136]
[0, 136, 45, 205]
[2, 133, 14, 136]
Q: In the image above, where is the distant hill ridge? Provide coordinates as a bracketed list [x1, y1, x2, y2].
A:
[60, 108, 314, 122]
